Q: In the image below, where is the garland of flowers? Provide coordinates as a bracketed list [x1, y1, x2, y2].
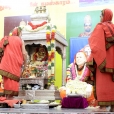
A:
[46, 26, 52, 85]
[66, 63, 73, 82]
[46, 25, 57, 85]
[25, 24, 47, 32]
[25, 21, 47, 32]
[50, 26, 56, 85]
[28, 21, 47, 30]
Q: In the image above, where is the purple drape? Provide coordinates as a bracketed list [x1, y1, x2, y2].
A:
[61, 97, 88, 108]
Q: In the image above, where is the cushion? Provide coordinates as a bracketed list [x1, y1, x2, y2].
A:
[61, 97, 88, 108]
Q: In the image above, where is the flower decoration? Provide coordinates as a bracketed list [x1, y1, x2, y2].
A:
[46, 25, 57, 85]
[28, 21, 47, 30]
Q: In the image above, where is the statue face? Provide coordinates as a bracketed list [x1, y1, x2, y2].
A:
[76, 52, 87, 66]
[38, 47, 46, 58]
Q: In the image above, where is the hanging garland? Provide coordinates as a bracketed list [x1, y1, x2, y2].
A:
[25, 21, 47, 32]
[46, 25, 57, 86]
[25, 24, 47, 32]
[46, 26, 51, 85]
[28, 21, 47, 30]
[50, 26, 56, 85]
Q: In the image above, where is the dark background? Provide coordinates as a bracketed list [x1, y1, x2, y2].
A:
[4, 15, 31, 36]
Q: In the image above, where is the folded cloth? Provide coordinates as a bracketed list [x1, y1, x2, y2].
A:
[61, 97, 88, 108]
[0, 97, 21, 107]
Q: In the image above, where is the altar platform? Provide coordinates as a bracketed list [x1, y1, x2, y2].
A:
[0, 107, 110, 114]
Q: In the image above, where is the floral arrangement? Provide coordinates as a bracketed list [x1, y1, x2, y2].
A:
[46, 25, 57, 85]
[28, 21, 47, 30]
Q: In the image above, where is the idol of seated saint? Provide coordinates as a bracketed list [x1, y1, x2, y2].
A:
[31, 46, 48, 62]
[66, 51, 88, 82]
[59, 51, 97, 107]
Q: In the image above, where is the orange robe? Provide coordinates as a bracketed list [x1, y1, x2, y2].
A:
[0, 36, 23, 96]
[87, 22, 114, 105]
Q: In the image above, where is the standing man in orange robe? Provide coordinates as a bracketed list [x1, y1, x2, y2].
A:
[0, 27, 27, 99]
[86, 9, 114, 112]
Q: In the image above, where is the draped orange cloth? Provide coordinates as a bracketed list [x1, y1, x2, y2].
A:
[0, 36, 23, 96]
[87, 9, 114, 105]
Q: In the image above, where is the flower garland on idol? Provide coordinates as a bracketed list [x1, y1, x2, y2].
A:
[46, 25, 57, 86]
